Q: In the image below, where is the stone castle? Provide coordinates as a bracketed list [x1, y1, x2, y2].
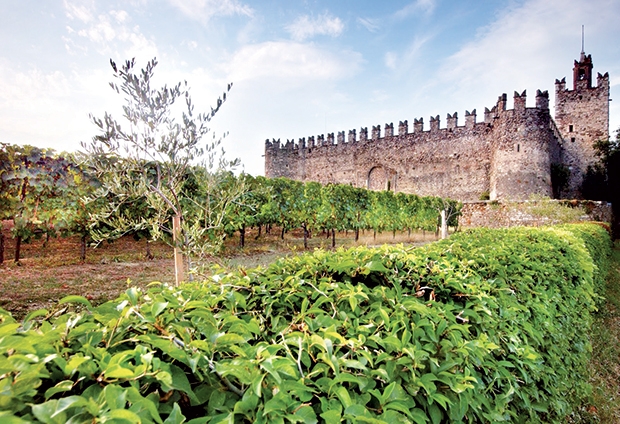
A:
[264, 51, 610, 201]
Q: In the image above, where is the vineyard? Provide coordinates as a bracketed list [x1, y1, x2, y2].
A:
[0, 143, 460, 272]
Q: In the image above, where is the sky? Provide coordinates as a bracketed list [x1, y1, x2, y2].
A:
[1, 0, 620, 176]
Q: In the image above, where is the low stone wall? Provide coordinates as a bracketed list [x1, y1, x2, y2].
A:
[459, 200, 613, 229]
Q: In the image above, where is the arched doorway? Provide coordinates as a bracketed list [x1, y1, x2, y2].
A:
[368, 166, 388, 191]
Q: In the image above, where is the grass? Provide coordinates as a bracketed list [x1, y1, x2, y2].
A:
[588, 241, 620, 423]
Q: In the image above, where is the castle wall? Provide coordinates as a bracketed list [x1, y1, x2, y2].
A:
[460, 200, 613, 228]
[266, 116, 494, 201]
[266, 93, 555, 202]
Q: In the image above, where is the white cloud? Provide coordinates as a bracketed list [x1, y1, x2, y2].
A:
[394, 0, 437, 19]
[110, 10, 129, 23]
[167, 0, 253, 23]
[61, 4, 159, 61]
[0, 61, 117, 152]
[184, 40, 199, 50]
[439, 0, 618, 95]
[63, 0, 95, 23]
[385, 52, 397, 70]
[78, 18, 116, 44]
[285, 13, 345, 41]
[223, 41, 361, 84]
[357, 17, 380, 33]
[383, 35, 432, 74]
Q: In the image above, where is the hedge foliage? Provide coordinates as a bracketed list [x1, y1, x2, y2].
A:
[0, 223, 611, 423]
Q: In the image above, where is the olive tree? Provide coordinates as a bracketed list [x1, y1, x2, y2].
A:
[83, 58, 239, 285]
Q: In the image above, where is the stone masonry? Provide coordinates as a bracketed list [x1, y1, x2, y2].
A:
[265, 51, 610, 202]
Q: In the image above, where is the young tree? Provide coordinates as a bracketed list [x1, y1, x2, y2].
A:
[583, 127, 620, 234]
[83, 58, 238, 285]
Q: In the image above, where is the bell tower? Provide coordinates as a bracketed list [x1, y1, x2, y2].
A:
[573, 51, 593, 89]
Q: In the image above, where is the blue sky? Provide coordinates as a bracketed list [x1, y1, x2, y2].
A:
[2, 0, 619, 175]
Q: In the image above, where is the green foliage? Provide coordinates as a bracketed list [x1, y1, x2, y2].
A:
[581, 126, 620, 234]
[588, 241, 620, 422]
[556, 223, 613, 299]
[0, 223, 610, 422]
[0, 144, 98, 262]
[240, 177, 461, 244]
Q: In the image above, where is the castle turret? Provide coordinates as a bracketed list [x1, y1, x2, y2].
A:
[555, 51, 610, 198]
[489, 90, 554, 200]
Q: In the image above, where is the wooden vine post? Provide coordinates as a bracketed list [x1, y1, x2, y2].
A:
[440, 209, 449, 239]
[172, 214, 185, 286]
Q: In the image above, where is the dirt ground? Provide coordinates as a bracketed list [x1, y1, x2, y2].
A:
[0, 223, 438, 319]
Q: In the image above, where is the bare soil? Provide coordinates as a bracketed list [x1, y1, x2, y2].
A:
[0, 223, 438, 319]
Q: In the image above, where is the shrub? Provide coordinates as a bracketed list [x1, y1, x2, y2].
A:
[0, 223, 611, 423]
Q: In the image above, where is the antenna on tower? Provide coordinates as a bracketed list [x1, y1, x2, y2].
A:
[579, 25, 585, 61]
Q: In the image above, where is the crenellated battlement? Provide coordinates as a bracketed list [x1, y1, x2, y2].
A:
[265, 89, 551, 152]
[264, 51, 609, 202]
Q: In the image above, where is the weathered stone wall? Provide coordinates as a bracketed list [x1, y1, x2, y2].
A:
[265, 117, 493, 200]
[266, 92, 555, 202]
[459, 200, 613, 229]
[489, 91, 555, 200]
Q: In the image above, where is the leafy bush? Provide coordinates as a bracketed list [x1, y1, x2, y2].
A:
[0, 223, 610, 423]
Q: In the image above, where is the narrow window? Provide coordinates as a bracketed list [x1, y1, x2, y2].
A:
[569, 125, 573, 132]
[387, 181, 391, 191]
[516, 144, 520, 152]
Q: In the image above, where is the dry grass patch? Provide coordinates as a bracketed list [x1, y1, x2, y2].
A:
[589, 242, 620, 423]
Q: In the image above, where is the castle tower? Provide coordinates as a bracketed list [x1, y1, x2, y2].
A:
[489, 91, 554, 201]
[555, 51, 610, 198]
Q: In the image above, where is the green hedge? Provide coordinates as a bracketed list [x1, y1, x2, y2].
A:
[0, 223, 611, 423]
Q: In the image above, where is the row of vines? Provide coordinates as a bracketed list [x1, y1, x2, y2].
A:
[0, 143, 460, 263]
[224, 175, 460, 248]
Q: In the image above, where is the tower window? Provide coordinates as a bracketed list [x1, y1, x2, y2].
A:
[571, 137, 576, 143]
[569, 125, 573, 132]
[516, 144, 520, 152]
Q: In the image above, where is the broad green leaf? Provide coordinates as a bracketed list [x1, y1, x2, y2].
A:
[151, 302, 169, 318]
[163, 403, 186, 424]
[334, 386, 352, 409]
[104, 384, 127, 410]
[105, 364, 135, 379]
[101, 408, 142, 423]
[0, 410, 29, 424]
[215, 333, 246, 346]
[44, 380, 74, 400]
[58, 296, 92, 309]
[319, 410, 341, 424]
